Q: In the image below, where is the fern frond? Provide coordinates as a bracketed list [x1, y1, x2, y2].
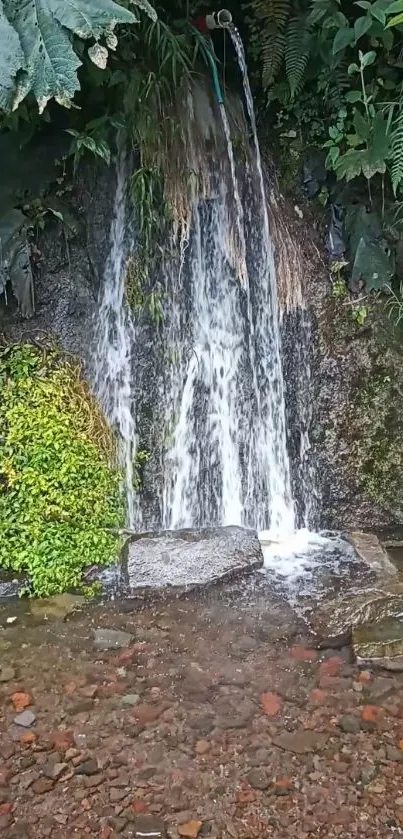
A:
[285, 15, 311, 100]
[261, 30, 286, 88]
[249, 0, 291, 28]
[390, 105, 403, 195]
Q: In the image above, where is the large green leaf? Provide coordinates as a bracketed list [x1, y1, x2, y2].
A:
[0, 0, 25, 111]
[1, 0, 149, 113]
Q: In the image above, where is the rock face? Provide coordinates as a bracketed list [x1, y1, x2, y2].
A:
[353, 618, 403, 671]
[309, 531, 403, 652]
[121, 526, 263, 592]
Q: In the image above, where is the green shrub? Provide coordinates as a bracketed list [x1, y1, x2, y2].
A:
[0, 344, 124, 597]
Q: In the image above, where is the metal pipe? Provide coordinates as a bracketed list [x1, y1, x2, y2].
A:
[205, 10, 233, 29]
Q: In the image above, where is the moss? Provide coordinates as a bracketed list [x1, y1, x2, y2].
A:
[351, 372, 403, 516]
[0, 344, 125, 596]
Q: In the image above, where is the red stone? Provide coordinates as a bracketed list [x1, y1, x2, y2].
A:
[81, 799, 91, 811]
[131, 800, 147, 814]
[20, 732, 36, 746]
[261, 692, 282, 717]
[0, 803, 13, 815]
[319, 657, 342, 678]
[100, 829, 112, 839]
[310, 688, 327, 703]
[362, 705, 381, 723]
[131, 704, 168, 724]
[11, 692, 32, 711]
[291, 646, 318, 662]
[50, 730, 75, 752]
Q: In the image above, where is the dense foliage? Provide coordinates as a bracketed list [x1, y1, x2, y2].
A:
[0, 345, 124, 596]
[247, 0, 403, 293]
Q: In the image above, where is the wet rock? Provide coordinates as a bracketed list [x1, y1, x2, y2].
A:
[93, 629, 133, 650]
[0, 666, 15, 682]
[178, 821, 203, 839]
[386, 746, 403, 762]
[272, 730, 325, 755]
[353, 618, 403, 670]
[339, 715, 360, 734]
[42, 761, 67, 780]
[32, 778, 55, 794]
[247, 769, 270, 790]
[121, 694, 140, 707]
[122, 527, 263, 591]
[74, 759, 99, 776]
[30, 594, 85, 622]
[360, 766, 377, 785]
[132, 816, 167, 838]
[14, 710, 36, 728]
[110, 787, 127, 802]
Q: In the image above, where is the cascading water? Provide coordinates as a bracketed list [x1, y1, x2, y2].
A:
[93, 146, 137, 527]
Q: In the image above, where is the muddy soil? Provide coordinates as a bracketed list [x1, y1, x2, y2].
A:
[0, 577, 402, 838]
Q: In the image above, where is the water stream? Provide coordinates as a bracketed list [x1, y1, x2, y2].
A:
[93, 146, 137, 528]
[95, 35, 303, 547]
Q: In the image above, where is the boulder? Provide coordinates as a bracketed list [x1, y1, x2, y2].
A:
[120, 526, 263, 592]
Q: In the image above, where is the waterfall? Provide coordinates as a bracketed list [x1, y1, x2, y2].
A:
[93, 146, 137, 527]
[154, 67, 295, 538]
[94, 39, 298, 542]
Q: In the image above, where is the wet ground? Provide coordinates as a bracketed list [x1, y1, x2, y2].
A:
[1, 576, 403, 839]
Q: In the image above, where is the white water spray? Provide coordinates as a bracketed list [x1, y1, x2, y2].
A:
[93, 146, 137, 527]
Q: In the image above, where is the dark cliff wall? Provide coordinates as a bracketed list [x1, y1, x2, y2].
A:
[276, 198, 403, 537]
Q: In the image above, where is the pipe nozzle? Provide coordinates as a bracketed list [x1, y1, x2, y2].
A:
[205, 9, 233, 29]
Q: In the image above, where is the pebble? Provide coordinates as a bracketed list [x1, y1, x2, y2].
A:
[110, 787, 128, 802]
[42, 761, 67, 780]
[93, 629, 133, 650]
[261, 692, 282, 717]
[0, 667, 15, 683]
[132, 816, 167, 838]
[74, 759, 99, 776]
[339, 715, 360, 734]
[121, 694, 140, 707]
[360, 766, 377, 785]
[14, 710, 36, 728]
[273, 730, 325, 755]
[247, 769, 270, 790]
[178, 821, 203, 838]
[32, 778, 55, 794]
[195, 740, 210, 755]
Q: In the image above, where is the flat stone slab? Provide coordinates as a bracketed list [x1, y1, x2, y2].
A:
[121, 526, 263, 592]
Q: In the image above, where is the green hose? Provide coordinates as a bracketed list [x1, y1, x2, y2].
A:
[205, 45, 224, 106]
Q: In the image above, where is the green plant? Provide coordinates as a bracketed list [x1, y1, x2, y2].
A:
[0, 0, 156, 114]
[0, 344, 124, 597]
[351, 303, 370, 324]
